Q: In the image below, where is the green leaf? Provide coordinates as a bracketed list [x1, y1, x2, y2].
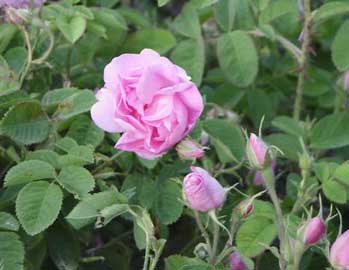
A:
[165, 256, 211, 270]
[53, 90, 96, 120]
[314, 2, 349, 24]
[203, 119, 245, 163]
[66, 115, 104, 148]
[66, 189, 123, 229]
[217, 31, 258, 87]
[247, 89, 273, 128]
[314, 162, 332, 183]
[322, 179, 347, 204]
[0, 232, 24, 270]
[47, 224, 80, 270]
[334, 162, 349, 186]
[0, 24, 17, 54]
[26, 150, 61, 169]
[55, 137, 78, 153]
[41, 87, 79, 112]
[0, 212, 19, 232]
[57, 166, 95, 198]
[157, 0, 170, 7]
[236, 217, 277, 257]
[171, 39, 205, 86]
[265, 133, 302, 161]
[16, 181, 63, 235]
[121, 174, 156, 209]
[97, 204, 129, 227]
[310, 113, 349, 149]
[214, 0, 235, 32]
[332, 20, 349, 71]
[57, 15, 87, 43]
[173, 3, 201, 39]
[122, 28, 176, 54]
[4, 160, 56, 187]
[259, 0, 297, 24]
[118, 7, 151, 29]
[154, 180, 183, 225]
[0, 101, 50, 145]
[4, 47, 27, 76]
[272, 116, 304, 137]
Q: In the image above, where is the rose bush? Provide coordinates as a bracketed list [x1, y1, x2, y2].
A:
[1, 0, 349, 270]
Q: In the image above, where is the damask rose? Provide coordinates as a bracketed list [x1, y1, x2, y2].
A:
[246, 133, 269, 169]
[176, 138, 205, 160]
[183, 167, 225, 212]
[91, 49, 203, 159]
[303, 217, 326, 245]
[230, 252, 248, 270]
[330, 230, 349, 270]
[0, 0, 44, 8]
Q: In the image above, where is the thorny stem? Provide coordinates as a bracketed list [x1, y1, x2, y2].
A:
[210, 218, 220, 267]
[194, 211, 212, 258]
[293, 0, 312, 120]
[262, 167, 287, 270]
[143, 237, 151, 270]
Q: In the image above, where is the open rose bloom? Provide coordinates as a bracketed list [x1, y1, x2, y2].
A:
[91, 49, 203, 159]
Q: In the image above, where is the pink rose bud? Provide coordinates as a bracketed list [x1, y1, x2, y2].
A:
[234, 199, 254, 219]
[230, 252, 248, 270]
[344, 71, 349, 91]
[176, 138, 205, 160]
[330, 230, 349, 269]
[246, 133, 268, 169]
[253, 160, 276, 186]
[303, 217, 326, 245]
[0, 0, 44, 8]
[91, 49, 203, 160]
[183, 166, 226, 212]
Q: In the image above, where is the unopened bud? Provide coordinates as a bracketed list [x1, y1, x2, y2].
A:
[234, 200, 254, 219]
[303, 217, 326, 245]
[344, 71, 349, 91]
[246, 133, 269, 169]
[176, 138, 205, 160]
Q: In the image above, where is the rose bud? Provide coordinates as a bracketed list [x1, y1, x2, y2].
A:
[330, 230, 349, 269]
[344, 71, 349, 91]
[246, 133, 269, 169]
[91, 49, 203, 160]
[303, 217, 326, 245]
[176, 138, 205, 160]
[253, 160, 276, 186]
[230, 252, 248, 270]
[183, 167, 225, 212]
[234, 199, 254, 219]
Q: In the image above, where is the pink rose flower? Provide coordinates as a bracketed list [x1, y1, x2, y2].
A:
[91, 49, 203, 159]
[330, 230, 349, 270]
[246, 133, 268, 169]
[183, 167, 225, 212]
[176, 138, 205, 160]
[0, 0, 44, 8]
[230, 252, 247, 270]
[303, 217, 326, 245]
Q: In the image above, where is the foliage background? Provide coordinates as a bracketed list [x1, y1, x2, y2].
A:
[1, 0, 349, 269]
